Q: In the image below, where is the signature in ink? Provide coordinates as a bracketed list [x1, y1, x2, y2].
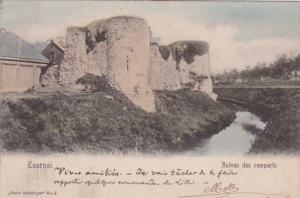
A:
[177, 182, 282, 198]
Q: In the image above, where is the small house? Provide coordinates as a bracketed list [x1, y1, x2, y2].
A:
[41, 40, 65, 65]
[0, 29, 48, 92]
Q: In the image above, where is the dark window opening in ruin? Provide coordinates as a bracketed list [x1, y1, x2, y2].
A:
[95, 30, 107, 43]
[158, 46, 171, 61]
[183, 45, 198, 64]
[126, 56, 129, 71]
[174, 47, 183, 67]
[115, 29, 120, 40]
[85, 30, 95, 53]
[133, 85, 139, 95]
[176, 63, 180, 71]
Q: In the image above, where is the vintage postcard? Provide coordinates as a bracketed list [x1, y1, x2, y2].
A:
[0, 0, 299, 197]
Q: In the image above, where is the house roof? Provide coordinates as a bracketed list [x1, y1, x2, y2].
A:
[41, 40, 65, 54]
[0, 29, 49, 63]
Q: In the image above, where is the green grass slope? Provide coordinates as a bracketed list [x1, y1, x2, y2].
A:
[0, 88, 235, 153]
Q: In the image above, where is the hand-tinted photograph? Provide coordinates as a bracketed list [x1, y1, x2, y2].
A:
[0, 1, 299, 156]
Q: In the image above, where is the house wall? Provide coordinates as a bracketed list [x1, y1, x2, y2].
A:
[41, 42, 64, 65]
[0, 59, 45, 92]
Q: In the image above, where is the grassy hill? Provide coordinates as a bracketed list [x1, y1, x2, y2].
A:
[0, 87, 234, 154]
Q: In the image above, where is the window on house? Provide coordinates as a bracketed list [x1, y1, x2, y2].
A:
[50, 51, 55, 62]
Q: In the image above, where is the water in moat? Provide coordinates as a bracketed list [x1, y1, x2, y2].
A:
[185, 111, 266, 156]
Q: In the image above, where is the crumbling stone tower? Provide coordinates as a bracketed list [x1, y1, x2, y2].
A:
[105, 16, 155, 112]
[58, 16, 214, 112]
[60, 16, 156, 112]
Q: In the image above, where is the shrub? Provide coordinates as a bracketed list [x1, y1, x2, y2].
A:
[76, 73, 113, 92]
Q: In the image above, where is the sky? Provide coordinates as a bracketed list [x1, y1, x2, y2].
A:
[1, 1, 300, 73]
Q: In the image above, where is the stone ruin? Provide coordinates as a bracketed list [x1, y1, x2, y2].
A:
[46, 16, 213, 112]
[151, 40, 213, 95]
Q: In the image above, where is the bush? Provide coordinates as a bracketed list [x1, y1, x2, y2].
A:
[76, 73, 113, 92]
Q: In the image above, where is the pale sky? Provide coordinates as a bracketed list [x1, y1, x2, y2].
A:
[1, 1, 300, 73]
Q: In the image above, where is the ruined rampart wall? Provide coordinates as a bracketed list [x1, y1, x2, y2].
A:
[85, 19, 108, 76]
[59, 16, 155, 112]
[150, 41, 213, 97]
[59, 27, 87, 85]
[150, 44, 181, 90]
[58, 16, 213, 111]
[105, 17, 155, 112]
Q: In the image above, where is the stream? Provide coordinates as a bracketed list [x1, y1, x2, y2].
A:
[184, 111, 266, 156]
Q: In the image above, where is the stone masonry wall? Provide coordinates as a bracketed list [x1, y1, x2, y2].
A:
[105, 17, 155, 112]
[59, 27, 88, 86]
[59, 16, 155, 112]
[85, 19, 108, 76]
[150, 41, 213, 97]
[150, 44, 181, 90]
[57, 16, 213, 111]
